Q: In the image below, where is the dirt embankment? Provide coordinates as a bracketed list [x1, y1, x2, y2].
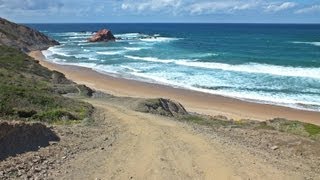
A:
[0, 122, 59, 160]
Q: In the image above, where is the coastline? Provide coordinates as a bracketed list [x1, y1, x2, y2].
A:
[29, 50, 320, 125]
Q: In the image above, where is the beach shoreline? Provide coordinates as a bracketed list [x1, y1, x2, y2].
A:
[29, 50, 320, 125]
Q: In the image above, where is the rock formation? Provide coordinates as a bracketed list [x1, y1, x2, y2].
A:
[0, 17, 59, 52]
[88, 29, 116, 42]
[136, 98, 188, 117]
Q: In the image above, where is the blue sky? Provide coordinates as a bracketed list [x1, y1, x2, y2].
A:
[1, 0, 319, 23]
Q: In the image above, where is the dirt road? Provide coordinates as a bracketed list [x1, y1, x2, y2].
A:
[52, 99, 302, 180]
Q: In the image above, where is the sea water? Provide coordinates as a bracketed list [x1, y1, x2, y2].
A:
[27, 23, 320, 111]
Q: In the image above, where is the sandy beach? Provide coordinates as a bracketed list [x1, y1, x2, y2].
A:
[29, 51, 320, 125]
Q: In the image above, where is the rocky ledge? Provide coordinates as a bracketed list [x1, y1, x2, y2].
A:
[135, 98, 188, 117]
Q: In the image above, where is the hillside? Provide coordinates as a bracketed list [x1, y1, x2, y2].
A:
[0, 17, 93, 123]
[0, 45, 93, 123]
[0, 17, 59, 52]
[0, 17, 95, 162]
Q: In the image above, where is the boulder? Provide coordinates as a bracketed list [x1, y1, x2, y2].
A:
[88, 29, 116, 42]
[136, 98, 188, 117]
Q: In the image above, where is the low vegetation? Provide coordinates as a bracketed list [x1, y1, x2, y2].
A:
[135, 97, 320, 140]
[0, 45, 93, 123]
[181, 114, 320, 140]
[266, 118, 320, 138]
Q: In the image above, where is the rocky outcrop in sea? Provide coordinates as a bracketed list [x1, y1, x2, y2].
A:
[88, 29, 116, 42]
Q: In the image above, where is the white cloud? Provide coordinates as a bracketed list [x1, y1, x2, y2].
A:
[295, 5, 320, 14]
[0, 0, 118, 19]
[121, 0, 182, 13]
[265, 2, 297, 12]
[120, 0, 301, 15]
[0, 0, 309, 17]
[120, 0, 262, 15]
[0, 0, 63, 10]
[187, 1, 259, 15]
[1, 0, 318, 23]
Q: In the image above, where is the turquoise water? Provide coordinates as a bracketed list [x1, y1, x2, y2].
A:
[28, 24, 320, 111]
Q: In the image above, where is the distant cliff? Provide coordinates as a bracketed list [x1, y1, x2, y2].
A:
[0, 17, 59, 52]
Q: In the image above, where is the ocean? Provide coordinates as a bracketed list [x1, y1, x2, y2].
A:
[27, 23, 320, 111]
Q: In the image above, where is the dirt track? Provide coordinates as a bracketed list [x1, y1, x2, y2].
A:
[51, 99, 303, 180]
[2, 97, 318, 179]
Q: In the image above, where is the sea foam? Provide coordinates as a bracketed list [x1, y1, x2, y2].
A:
[120, 65, 142, 73]
[292, 41, 320, 47]
[176, 61, 320, 79]
[124, 47, 145, 51]
[129, 71, 320, 111]
[125, 55, 320, 79]
[125, 55, 178, 63]
[140, 37, 180, 42]
[97, 51, 125, 55]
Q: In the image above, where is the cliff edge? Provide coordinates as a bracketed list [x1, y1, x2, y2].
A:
[0, 17, 59, 52]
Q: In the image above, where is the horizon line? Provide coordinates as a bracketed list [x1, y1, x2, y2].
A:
[22, 22, 320, 25]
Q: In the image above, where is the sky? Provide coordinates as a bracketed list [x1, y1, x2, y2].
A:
[0, 0, 319, 23]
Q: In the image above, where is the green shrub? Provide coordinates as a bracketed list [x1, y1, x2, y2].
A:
[34, 109, 76, 123]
